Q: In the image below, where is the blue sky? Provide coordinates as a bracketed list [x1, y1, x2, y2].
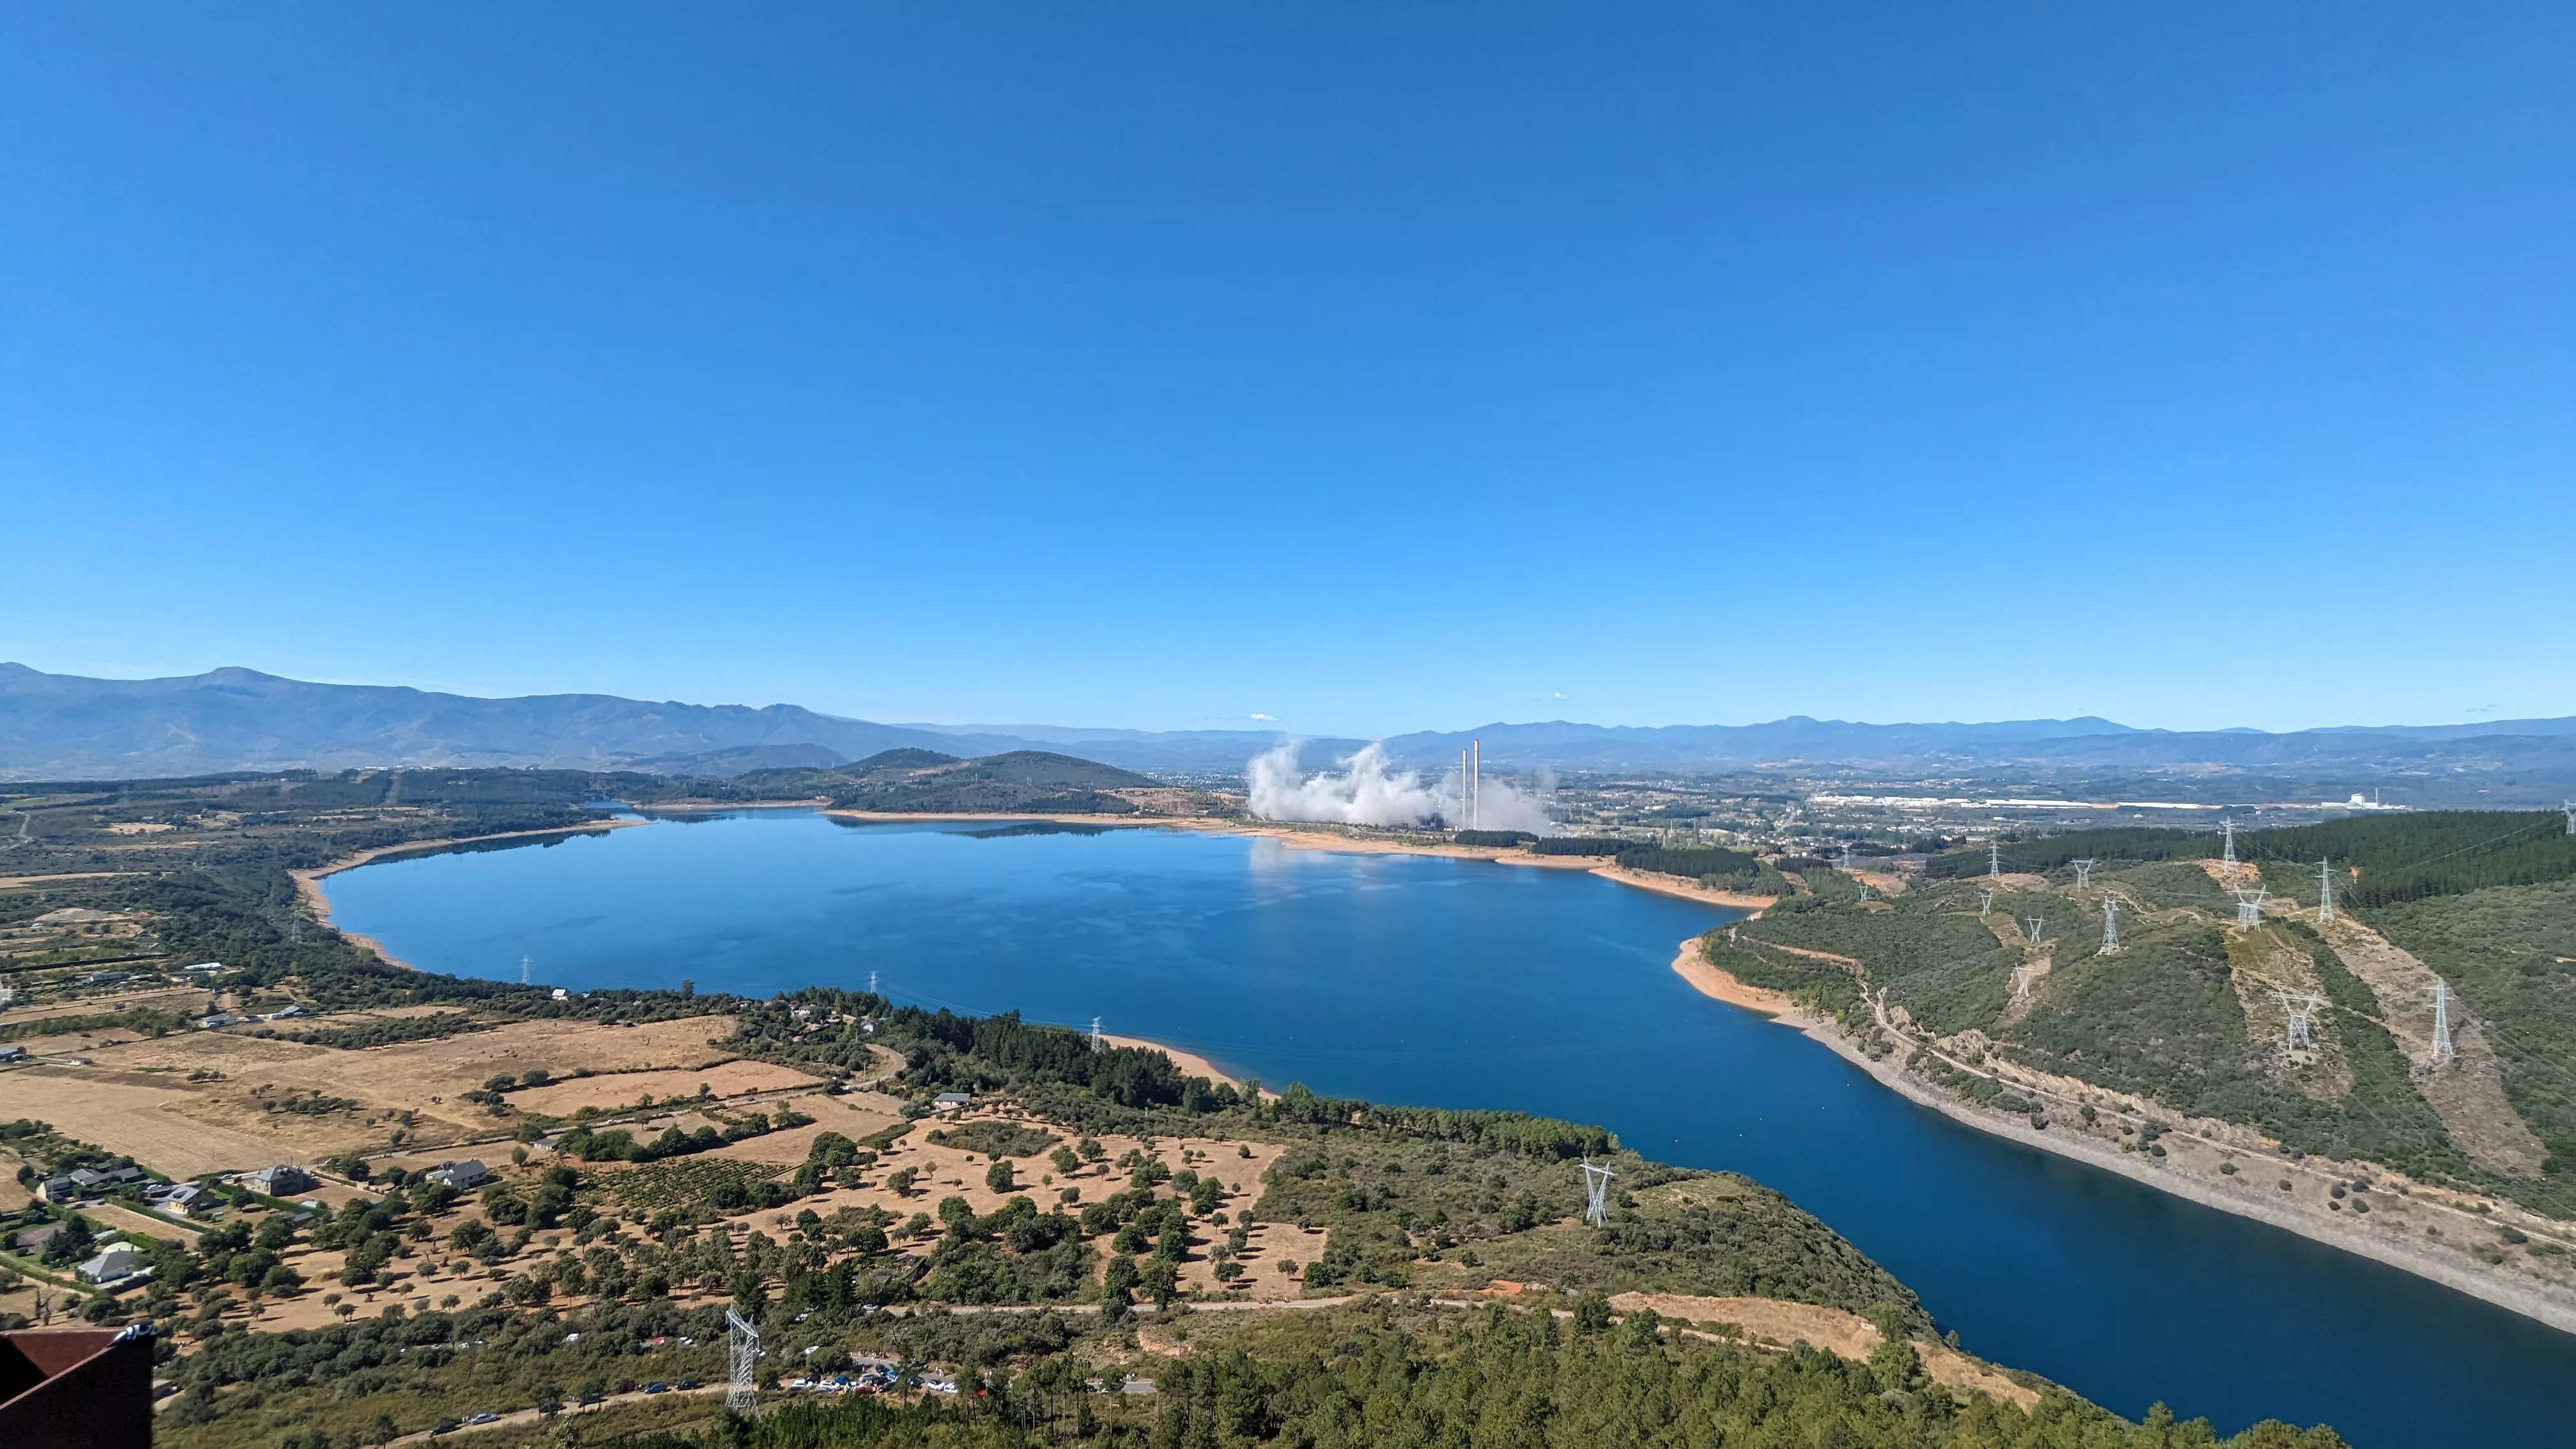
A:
[4, 4, 2568, 738]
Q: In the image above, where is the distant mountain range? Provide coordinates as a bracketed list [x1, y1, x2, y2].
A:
[4, 664, 2573, 803]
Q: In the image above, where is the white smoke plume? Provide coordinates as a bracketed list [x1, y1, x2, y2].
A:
[1246, 740, 1557, 834]
[1459, 770, 1558, 836]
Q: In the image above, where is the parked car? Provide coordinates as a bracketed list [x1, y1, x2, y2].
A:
[466, 1412, 500, 1425]
[429, 1420, 459, 1436]
[645, 1382, 670, 1395]
[675, 1379, 701, 1390]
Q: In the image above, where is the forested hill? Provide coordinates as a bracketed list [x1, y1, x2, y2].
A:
[1719, 809, 2576, 1251]
[647, 748, 1194, 815]
[817, 749, 1172, 815]
[0, 663, 1061, 779]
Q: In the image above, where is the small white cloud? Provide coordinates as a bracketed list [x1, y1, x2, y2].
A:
[1552, 691, 1568, 700]
[1248, 712, 1276, 721]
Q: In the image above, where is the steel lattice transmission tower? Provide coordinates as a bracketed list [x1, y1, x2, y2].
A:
[2233, 886, 2269, 927]
[2011, 965, 2034, 1005]
[1579, 1158, 1618, 1228]
[2271, 991, 2326, 1052]
[726, 1307, 761, 1413]
[2071, 859, 2096, 889]
[1091, 1017, 1105, 1054]
[2099, 895, 2123, 954]
[1978, 891, 1995, 916]
[1989, 840, 2002, 880]
[2024, 917, 2045, 944]
[2428, 982, 2456, 1063]
[2317, 860, 2336, 924]
[2221, 820, 2238, 875]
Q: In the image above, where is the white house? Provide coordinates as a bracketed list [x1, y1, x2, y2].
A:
[77, 1241, 142, 1284]
[427, 1160, 490, 1191]
[149, 1183, 217, 1216]
[242, 1165, 316, 1196]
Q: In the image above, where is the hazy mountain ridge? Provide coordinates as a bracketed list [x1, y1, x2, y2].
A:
[0, 663, 997, 778]
[4, 664, 2573, 798]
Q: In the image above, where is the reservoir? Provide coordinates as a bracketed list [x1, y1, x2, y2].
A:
[321, 811, 2575, 1446]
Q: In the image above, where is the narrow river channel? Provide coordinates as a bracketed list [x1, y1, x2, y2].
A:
[321, 812, 2576, 1445]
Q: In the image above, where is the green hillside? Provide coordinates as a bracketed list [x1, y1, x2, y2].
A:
[1752, 814, 2576, 1220]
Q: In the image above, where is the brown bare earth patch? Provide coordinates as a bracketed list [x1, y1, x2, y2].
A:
[507, 1059, 824, 1116]
[0, 1015, 752, 1176]
[2225, 926, 2349, 1101]
[1, 986, 203, 1028]
[0, 1067, 347, 1177]
[1608, 1292, 2037, 1409]
[2315, 913, 2546, 1176]
[701, 1096, 908, 1165]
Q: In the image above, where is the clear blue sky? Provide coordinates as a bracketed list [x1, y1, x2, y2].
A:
[5, 4, 2568, 738]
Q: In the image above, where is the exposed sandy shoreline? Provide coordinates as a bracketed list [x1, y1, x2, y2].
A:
[1099, 1032, 1280, 1100]
[1664, 935, 2576, 1337]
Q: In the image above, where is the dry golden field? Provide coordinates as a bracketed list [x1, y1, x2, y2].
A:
[0, 1013, 759, 1176]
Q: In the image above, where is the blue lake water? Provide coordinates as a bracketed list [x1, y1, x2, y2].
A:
[321, 811, 2576, 1446]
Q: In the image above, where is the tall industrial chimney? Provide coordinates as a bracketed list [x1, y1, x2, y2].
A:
[1471, 739, 1480, 829]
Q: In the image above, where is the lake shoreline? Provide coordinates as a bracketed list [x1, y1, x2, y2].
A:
[1669, 937, 2576, 1337]
[1098, 1033, 1280, 1100]
[295, 820, 647, 972]
[307, 812, 2576, 1338]
[831, 809, 1790, 911]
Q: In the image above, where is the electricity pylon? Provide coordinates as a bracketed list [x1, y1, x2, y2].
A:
[1580, 1158, 1617, 1227]
[2024, 917, 2045, 944]
[2233, 886, 2269, 927]
[2071, 859, 2096, 889]
[727, 1306, 761, 1413]
[2429, 982, 2456, 1063]
[2099, 895, 2122, 954]
[2271, 991, 2326, 1052]
[2318, 860, 2336, 924]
